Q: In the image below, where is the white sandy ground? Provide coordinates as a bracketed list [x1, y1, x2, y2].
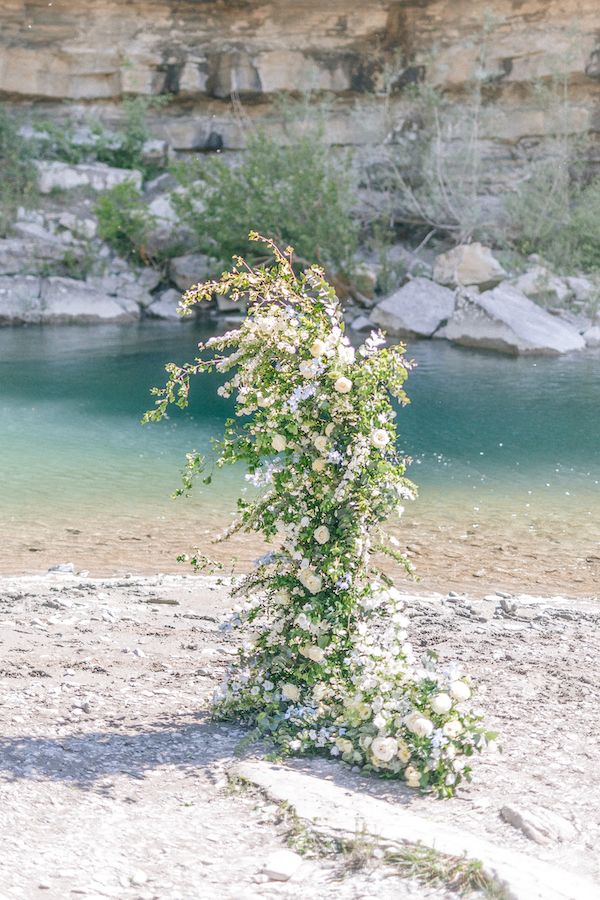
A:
[0, 574, 598, 899]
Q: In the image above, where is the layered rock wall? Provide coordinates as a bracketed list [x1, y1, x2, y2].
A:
[1, 1, 599, 154]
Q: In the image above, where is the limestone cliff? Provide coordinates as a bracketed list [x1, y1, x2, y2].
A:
[1, 1, 599, 154]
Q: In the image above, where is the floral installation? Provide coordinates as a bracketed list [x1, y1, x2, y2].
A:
[145, 234, 496, 798]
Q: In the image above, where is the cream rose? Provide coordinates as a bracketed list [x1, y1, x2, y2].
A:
[313, 525, 330, 545]
[370, 736, 398, 763]
[300, 644, 325, 664]
[312, 458, 326, 473]
[271, 434, 287, 453]
[310, 339, 327, 358]
[371, 428, 390, 449]
[281, 683, 300, 702]
[313, 435, 328, 453]
[334, 376, 352, 394]
[396, 741, 411, 764]
[312, 683, 328, 701]
[406, 713, 434, 738]
[298, 569, 323, 594]
[450, 680, 471, 701]
[336, 737, 354, 755]
[431, 693, 453, 715]
[404, 765, 421, 788]
[299, 359, 316, 378]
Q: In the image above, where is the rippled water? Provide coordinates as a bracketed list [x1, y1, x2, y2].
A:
[1, 322, 599, 593]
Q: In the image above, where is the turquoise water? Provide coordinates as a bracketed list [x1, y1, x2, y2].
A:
[1, 322, 599, 583]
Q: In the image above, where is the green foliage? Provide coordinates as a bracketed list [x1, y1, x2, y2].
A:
[95, 181, 157, 264]
[30, 119, 89, 165]
[504, 166, 600, 272]
[0, 107, 38, 237]
[171, 127, 358, 276]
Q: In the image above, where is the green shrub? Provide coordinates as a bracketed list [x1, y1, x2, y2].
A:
[171, 126, 359, 276]
[0, 107, 38, 237]
[94, 96, 169, 176]
[30, 119, 89, 165]
[95, 181, 157, 264]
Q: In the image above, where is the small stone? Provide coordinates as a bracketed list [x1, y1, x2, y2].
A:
[48, 563, 75, 574]
[130, 870, 148, 886]
[262, 849, 303, 882]
[501, 805, 577, 845]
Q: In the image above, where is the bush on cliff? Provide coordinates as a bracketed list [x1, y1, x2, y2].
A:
[171, 126, 358, 278]
[0, 108, 38, 237]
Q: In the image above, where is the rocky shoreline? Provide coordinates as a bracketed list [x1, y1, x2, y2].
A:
[0, 573, 598, 898]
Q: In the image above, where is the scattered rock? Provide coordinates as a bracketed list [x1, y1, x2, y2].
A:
[513, 266, 571, 305]
[36, 161, 142, 194]
[262, 849, 303, 882]
[371, 277, 456, 337]
[433, 243, 506, 290]
[565, 275, 597, 304]
[501, 805, 578, 845]
[169, 253, 214, 291]
[437, 285, 585, 355]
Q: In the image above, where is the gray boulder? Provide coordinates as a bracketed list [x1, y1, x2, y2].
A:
[0, 276, 42, 324]
[437, 284, 586, 355]
[583, 325, 600, 347]
[36, 161, 142, 194]
[40, 277, 139, 324]
[371, 277, 456, 337]
[147, 288, 188, 321]
[169, 253, 214, 291]
[0, 237, 67, 275]
[433, 243, 506, 290]
[512, 265, 571, 305]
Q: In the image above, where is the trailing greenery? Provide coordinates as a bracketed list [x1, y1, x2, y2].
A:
[171, 127, 358, 276]
[0, 107, 38, 237]
[146, 234, 494, 797]
[95, 180, 158, 264]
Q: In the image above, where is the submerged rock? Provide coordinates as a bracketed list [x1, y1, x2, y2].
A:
[437, 284, 586, 355]
[371, 277, 456, 337]
[433, 243, 506, 290]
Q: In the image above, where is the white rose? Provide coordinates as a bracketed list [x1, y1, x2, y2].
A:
[325, 422, 335, 436]
[281, 683, 300, 702]
[406, 714, 434, 738]
[404, 765, 421, 788]
[310, 339, 327, 358]
[313, 683, 327, 701]
[443, 719, 463, 739]
[314, 435, 328, 453]
[371, 428, 390, 449]
[334, 376, 352, 394]
[370, 736, 398, 763]
[272, 434, 287, 453]
[312, 458, 326, 473]
[396, 741, 411, 764]
[257, 394, 271, 408]
[305, 574, 322, 594]
[450, 680, 471, 701]
[314, 525, 330, 545]
[431, 693, 453, 715]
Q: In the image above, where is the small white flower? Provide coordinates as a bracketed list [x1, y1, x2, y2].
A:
[300, 644, 325, 663]
[450, 680, 471, 701]
[371, 428, 390, 449]
[338, 344, 355, 364]
[312, 458, 326, 473]
[281, 683, 300, 702]
[310, 339, 327, 357]
[314, 525, 330, 545]
[272, 434, 287, 453]
[334, 376, 353, 394]
[443, 719, 463, 739]
[299, 359, 317, 378]
[431, 693, 453, 715]
[313, 683, 327, 701]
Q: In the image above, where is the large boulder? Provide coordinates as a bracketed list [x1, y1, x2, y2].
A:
[433, 243, 506, 290]
[371, 277, 456, 337]
[583, 325, 600, 347]
[437, 284, 586, 355]
[0, 276, 42, 324]
[36, 161, 142, 193]
[40, 277, 139, 324]
[169, 253, 214, 291]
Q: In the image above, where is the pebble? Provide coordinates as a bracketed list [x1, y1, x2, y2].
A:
[262, 849, 303, 882]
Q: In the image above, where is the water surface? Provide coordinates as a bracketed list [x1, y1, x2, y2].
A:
[1, 322, 598, 594]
